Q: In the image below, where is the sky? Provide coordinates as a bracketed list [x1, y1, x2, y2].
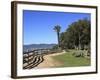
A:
[23, 10, 90, 45]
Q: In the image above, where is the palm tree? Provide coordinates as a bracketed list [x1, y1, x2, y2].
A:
[53, 25, 61, 48]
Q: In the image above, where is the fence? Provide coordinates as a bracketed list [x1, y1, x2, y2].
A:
[23, 49, 52, 69]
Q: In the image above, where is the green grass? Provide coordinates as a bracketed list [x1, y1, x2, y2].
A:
[52, 50, 91, 67]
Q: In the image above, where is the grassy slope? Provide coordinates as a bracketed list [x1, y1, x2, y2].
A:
[52, 50, 90, 67]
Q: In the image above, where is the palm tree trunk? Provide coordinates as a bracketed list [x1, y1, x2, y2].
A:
[57, 32, 60, 48]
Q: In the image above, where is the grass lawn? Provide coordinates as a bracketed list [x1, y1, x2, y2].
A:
[52, 50, 91, 67]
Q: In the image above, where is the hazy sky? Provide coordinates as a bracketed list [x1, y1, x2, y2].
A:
[23, 10, 90, 45]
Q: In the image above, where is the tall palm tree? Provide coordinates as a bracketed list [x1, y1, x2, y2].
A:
[53, 25, 61, 48]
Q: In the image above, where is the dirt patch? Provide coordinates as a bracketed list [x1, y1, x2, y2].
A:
[35, 51, 65, 68]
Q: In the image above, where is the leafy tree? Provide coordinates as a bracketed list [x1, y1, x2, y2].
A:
[60, 18, 90, 50]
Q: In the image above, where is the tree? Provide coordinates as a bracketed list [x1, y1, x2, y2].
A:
[60, 18, 90, 50]
[53, 25, 61, 48]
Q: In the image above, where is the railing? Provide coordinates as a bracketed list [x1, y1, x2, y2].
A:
[23, 49, 52, 69]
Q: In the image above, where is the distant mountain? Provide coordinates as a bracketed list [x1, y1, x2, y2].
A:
[23, 44, 56, 52]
